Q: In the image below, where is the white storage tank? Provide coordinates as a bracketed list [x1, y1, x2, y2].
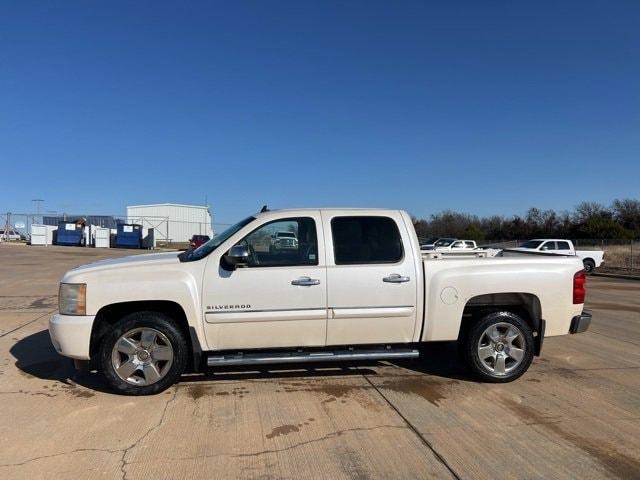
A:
[30, 224, 57, 246]
[126, 203, 213, 243]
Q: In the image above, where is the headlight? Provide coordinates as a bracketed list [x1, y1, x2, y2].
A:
[59, 283, 87, 315]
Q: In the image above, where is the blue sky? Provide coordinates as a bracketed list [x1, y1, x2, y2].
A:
[1, 1, 638, 224]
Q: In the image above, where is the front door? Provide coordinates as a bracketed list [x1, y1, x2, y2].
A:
[322, 212, 418, 345]
[202, 214, 327, 350]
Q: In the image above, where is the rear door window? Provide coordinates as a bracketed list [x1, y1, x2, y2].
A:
[331, 216, 403, 265]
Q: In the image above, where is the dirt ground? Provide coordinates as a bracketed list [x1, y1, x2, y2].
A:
[1, 244, 639, 479]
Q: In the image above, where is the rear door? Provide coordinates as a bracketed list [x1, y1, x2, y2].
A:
[555, 241, 572, 254]
[450, 241, 466, 250]
[539, 241, 557, 252]
[322, 212, 418, 345]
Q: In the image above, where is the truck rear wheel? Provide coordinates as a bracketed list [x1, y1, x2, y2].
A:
[583, 259, 595, 274]
[99, 312, 188, 395]
[464, 311, 534, 383]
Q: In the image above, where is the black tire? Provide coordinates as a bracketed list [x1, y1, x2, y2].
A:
[463, 311, 534, 383]
[583, 259, 595, 274]
[99, 311, 189, 395]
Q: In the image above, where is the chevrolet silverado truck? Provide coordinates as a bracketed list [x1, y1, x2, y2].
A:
[49, 208, 591, 395]
[510, 239, 604, 273]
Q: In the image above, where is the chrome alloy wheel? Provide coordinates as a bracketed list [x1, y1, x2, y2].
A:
[111, 327, 174, 386]
[477, 322, 526, 376]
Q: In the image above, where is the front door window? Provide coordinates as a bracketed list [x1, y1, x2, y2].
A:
[241, 217, 318, 267]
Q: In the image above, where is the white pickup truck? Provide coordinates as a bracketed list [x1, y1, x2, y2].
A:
[434, 239, 477, 251]
[49, 208, 591, 395]
[510, 239, 605, 273]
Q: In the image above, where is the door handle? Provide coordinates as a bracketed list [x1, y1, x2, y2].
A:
[383, 274, 410, 283]
[291, 276, 321, 286]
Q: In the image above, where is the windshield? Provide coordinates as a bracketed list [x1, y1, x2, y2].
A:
[434, 238, 455, 247]
[180, 216, 255, 262]
[519, 240, 544, 249]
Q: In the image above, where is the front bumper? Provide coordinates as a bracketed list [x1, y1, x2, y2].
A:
[48, 313, 95, 360]
[569, 310, 592, 334]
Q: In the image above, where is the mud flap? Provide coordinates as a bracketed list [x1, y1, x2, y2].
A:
[534, 319, 546, 356]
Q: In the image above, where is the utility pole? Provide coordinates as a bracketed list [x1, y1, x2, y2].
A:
[2, 212, 10, 242]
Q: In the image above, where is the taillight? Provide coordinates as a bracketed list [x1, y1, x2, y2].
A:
[573, 270, 586, 304]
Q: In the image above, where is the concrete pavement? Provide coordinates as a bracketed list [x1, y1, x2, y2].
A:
[1, 244, 639, 479]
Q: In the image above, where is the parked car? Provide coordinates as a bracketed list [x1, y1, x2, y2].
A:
[189, 235, 210, 250]
[0, 229, 22, 241]
[49, 208, 590, 395]
[510, 239, 604, 273]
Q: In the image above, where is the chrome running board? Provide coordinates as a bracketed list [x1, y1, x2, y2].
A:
[206, 348, 419, 367]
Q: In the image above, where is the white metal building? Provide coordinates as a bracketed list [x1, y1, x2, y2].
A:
[126, 203, 213, 243]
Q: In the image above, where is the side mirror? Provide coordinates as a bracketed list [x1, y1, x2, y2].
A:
[223, 244, 250, 270]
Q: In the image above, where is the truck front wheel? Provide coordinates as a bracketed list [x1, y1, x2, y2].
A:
[464, 311, 534, 383]
[99, 312, 189, 395]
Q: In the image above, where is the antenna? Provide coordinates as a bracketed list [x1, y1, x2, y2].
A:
[260, 205, 269, 213]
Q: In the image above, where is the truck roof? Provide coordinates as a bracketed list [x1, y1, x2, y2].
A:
[529, 239, 573, 243]
[255, 208, 403, 217]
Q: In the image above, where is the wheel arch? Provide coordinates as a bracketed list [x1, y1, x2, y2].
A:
[90, 300, 201, 369]
[459, 292, 544, 355]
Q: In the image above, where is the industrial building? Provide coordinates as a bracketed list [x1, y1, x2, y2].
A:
[126, 203, 213, 243]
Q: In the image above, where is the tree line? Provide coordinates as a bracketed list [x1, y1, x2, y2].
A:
[412, 199, 640, 242]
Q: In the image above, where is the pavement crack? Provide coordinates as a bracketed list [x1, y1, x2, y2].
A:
[233, 425, 408, 458]
[133, 424, 409, 463]
[119, 387, 178, 480]
[0, 309, 57, 338]
[359, 372, 462, 480]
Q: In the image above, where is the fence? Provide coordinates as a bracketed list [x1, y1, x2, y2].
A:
[418, 237, 639, 272]
[1, 212, 230, 248]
